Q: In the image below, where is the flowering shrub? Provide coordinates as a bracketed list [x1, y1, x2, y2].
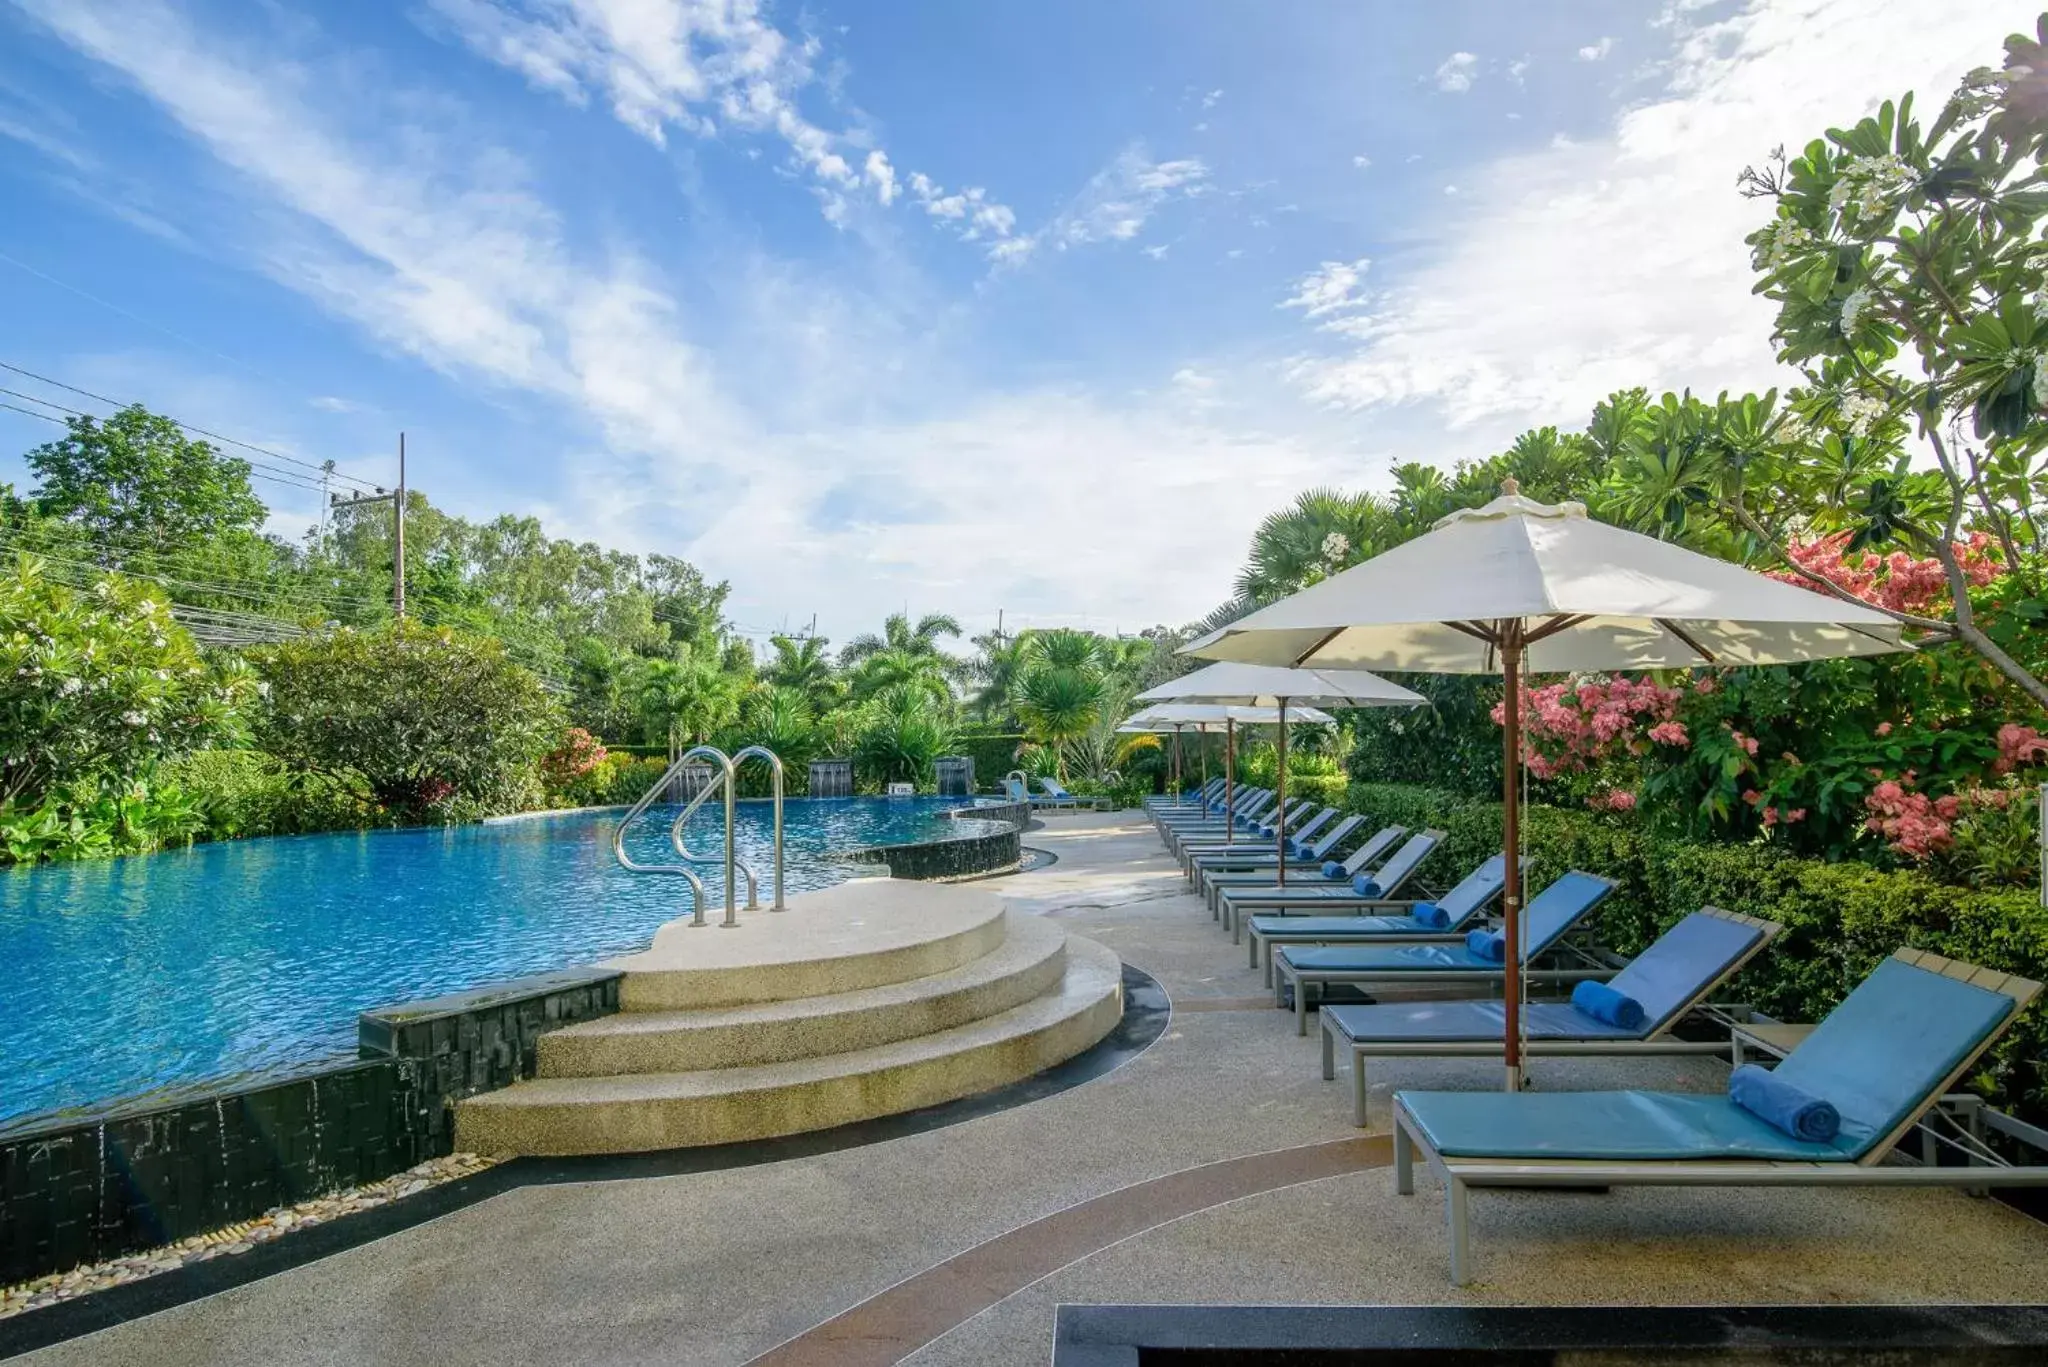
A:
[250, 620, 559, 821]
[1489, 675, 1683, 780]
[0, 555, 253, 808]
[540, 727, 608, 795]
[1766, 531, 2001, 616]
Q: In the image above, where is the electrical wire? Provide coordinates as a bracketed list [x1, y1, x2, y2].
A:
[0, 359, 381, 492]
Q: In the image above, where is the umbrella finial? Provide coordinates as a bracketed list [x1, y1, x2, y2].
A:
[1500, 476, 1521, 497]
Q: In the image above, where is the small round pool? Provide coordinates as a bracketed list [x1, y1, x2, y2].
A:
[0, 796, 1005, 1129]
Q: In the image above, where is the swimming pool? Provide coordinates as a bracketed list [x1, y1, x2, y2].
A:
[0, 797, 1003, 1129]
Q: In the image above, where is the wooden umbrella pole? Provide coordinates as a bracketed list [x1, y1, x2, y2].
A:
[1224, 717, 1235, 845]
[1501, 623, 1525, 1091]
[1274, 698, 1290, 886]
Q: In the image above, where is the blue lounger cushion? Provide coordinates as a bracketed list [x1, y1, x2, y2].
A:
[1327, 999, 1650, 1044]
[1248, 914, 1451, 939]
[1352, 876, 1382, 897]
[1464, 928, 1506, 962]
[1571, 979, 1644, 1030]
[1411, 901, 1449, 929]
[1400, 1089, 1854, 1162]
[1399, 954, 2020, 1162]
[1321, 860, 1345, 880]
[1284, 942, 1506, 974]
[1729, 1063, 1838, 1142]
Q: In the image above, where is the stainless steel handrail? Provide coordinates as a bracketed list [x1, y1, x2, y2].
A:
[612, 748, 723, 927]
[663, 746, 743, 926]
[730, 745, 786, 911]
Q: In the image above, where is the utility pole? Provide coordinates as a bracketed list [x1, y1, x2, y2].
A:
[394, 433, 406, 619]
[329, 431, 408, 619]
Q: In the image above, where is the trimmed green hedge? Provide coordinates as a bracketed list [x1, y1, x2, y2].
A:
[1346, 781, 2048, 1124]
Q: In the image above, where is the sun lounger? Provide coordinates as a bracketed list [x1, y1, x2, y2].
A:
[1156, 787, 1271, 835]
[1038, 777, 1110, 811]
[1202, 822, 1398, 921]
[1215, 830, 1444, 939]
[1322, 907, 1781, 1122]
[1272, 870, 1617, 1034]
[1392, 948, 2048, 1284]
[1246, 854, 1511, 978]
[1178, 806, 1340, 875]
[1145, 779, 1223, 811]
[1161, 794, 1288, 856]
[1186, 812, 1362, 885]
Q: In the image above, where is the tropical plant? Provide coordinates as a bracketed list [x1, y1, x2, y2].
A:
[763, 634, 839, 713]
[840, 611, 962, 667]
[847, 645, 955, 706]
[0, 554, 253, 805]
[26, 405, 269, 560]
[250, 619, 559, 819]
[854, 683, 955, 787]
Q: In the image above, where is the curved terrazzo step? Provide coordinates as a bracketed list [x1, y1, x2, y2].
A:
[455, 935, 1124, 1156]
[610, 879, 1010, 1010]
[538, 915, 1071, 1076]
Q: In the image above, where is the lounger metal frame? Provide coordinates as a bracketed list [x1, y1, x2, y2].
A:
[1216, 830, 1445, 940]
[1392, 948, 2048, 1285]
[1246, 859, 1511, 972]
[1323, 908, 1781, 1123]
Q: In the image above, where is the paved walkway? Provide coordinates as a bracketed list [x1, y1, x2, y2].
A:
[24, 812, 2048, 1366]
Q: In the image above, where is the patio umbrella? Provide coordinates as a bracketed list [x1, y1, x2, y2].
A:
[1184, 480, 1909, 1090]
[1137, 663, 1423, 872]
[1122, 701, 1341, 846]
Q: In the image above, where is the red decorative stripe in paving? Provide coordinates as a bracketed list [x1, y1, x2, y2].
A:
[743, 1135, 1392, 1367]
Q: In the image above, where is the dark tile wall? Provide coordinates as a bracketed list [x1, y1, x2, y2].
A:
[839, 802, 1029, 880]
[0, 968, 619, 1285]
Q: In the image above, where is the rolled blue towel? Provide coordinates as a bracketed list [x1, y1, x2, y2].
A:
[1290, 840, 1313, 860]
[1256, 823, 1275, 837]
[1570, 980, 1645, 1030]
[1352, 875, 1382, 897]
[1321, 860, 1345, 880]
[1410, 900, 1449, 929]
[1464, 928, 1506, 962]
[1729, 1063, 1839, 1142]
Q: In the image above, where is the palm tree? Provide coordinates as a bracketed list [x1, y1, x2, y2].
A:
[847, 646, 954, 706]
[855, 683, 956, 787]
[1236, 488, 1389, 604]
[839, 612, 962, 667]
[637, 642, 743, 761]
[967, 628, 1032, 722]
[1015, 662, 1106, 780]
[763, 634, 839, 713]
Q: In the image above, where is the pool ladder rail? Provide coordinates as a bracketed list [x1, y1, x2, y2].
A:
[613, 744, 786, 928]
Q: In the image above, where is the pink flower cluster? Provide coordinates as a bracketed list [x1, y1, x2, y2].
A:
[1491, 675, 1685, 776]
[1864, 778, 1955, 857]
[1586, 788, 1639, 812]
[1994, 723, 2048, 776]
[1767, 531, 2000, 615]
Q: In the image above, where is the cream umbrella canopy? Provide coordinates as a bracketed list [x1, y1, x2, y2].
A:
[1184, 482, 1910, 1090]
[1137, 664, 1424, 872]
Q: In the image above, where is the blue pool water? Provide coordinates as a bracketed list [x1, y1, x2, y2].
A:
[0, 797, 996, 1129]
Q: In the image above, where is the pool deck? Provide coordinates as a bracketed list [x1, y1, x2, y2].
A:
[18, 810, 2048, 1366]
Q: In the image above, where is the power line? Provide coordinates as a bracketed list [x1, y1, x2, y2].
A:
[0, 359, 381, 491]
[0, 390, 340, 498]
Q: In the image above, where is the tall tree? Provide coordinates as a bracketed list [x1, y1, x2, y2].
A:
[27, 406, 267, 559]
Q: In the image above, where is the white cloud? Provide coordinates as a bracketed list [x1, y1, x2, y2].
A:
[863, 149, 897, 205]
[1508, 58, 1530, 85]
[1578, 37, 1615, 61]
[1281, 0, 2028, 433]
[1042, 146, 1209, 250]
[1280, 258, 1371, 319]
[1434, 52, 1478, 93]
[423, 0, 1019, 243]
[1201, 88, 1224, 109]
[1141, 243, 1169, 260]
[308, 395, 359, 413]
[1442, 184, 1459, 195]
[1352, 154, 1372, 170]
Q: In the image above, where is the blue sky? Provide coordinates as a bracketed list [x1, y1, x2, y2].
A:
[0, 1, 2033, 647]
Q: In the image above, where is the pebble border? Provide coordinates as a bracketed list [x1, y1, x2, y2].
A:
[0, 1153, 500, 1322]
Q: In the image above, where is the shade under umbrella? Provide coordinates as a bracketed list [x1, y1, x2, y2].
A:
[1121, 704, 1335, 815]
[1138, 663, 1423, 871]
[1186, 482, 1910, 1090]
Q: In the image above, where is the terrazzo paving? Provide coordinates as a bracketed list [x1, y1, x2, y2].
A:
[15, 809, 2048, 1367]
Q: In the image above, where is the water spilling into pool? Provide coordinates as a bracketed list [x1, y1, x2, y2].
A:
[0, 797, 997, 1128]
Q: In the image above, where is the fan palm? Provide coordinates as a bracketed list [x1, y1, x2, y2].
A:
[1015, 664, 1106, 780]
[1236, 487, 1389, 604]
[847, 646, 954, 707]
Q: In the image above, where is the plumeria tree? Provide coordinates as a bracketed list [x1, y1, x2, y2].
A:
[1737, 27, 2048, 709]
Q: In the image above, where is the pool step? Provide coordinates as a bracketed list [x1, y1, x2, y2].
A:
[455, 935, 1122, 1156]
[609, 879, 1009, 1010]
[538, 914, 1070, 1076]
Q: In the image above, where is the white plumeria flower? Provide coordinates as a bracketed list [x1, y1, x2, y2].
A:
[1839, 286, 1873, 334]
[121, 711, 147, 727]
